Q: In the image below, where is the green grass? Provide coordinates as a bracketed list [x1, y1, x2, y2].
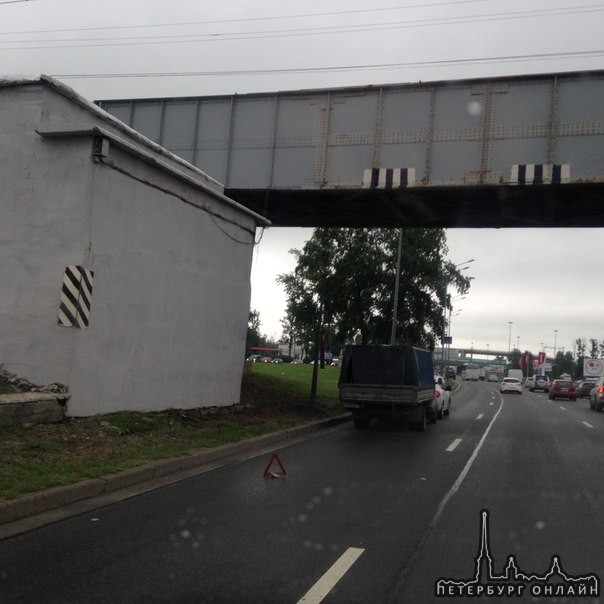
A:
[0, 362, 343, 500]
[241, 362, 340, 407]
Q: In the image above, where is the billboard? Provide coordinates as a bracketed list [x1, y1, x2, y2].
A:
[584, 358, 604, 378]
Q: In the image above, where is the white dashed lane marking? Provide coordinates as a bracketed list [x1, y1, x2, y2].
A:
[446, 438, 463, 452]
[297, 547, 365, 604]
[582, 421, 594, 429]
[476, 414, 484, 420]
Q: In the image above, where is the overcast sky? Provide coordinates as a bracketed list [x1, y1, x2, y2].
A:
[4, 0, 604, 357]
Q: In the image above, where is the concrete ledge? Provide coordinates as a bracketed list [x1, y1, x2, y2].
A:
[101, 466, 157, 493]
[0, 413, 351, 525]
[0, 479, 106, 523]
[0, 392, 68, 426]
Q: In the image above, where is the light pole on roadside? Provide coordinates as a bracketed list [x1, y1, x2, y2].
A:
[440, 259, 474, 371]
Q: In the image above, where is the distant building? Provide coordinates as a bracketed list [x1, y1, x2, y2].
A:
[0, 76, 269, 416]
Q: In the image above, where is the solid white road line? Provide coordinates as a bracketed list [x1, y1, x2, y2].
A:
[476, 413, 484, 420]
[297, 547, 365, 604]
[582, 421, 594, 428]
[389, 394, 506, 596]
[446, 438, 463, 452]
[432, 394, 505, 523]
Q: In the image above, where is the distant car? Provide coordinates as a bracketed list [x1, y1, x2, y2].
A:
[589, 377, 604, 410]
[434, 375, 451, 418]
[577, 380, 595, 399]
[271, 357, 283, 363]
[549, 379, 576, 401]
[261, 357, 273, 363]
[487, 373, 498, 382]
[530, 375, 550, 393]
[291, 359, 304, 365]
[525, 375, 534, 389]
[446, 368, 457, 379]
[247, 354, 262, 363]
[500, 377, 522, 394]
[331, 357, 340, 367]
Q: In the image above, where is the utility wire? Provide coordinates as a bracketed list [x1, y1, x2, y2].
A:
[52, 49, 604, 80]
[0, 0, 502, 34]
[2, 5, 603, 46]
[2, 5, 603, 50]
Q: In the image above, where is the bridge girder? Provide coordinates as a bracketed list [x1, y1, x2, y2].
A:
[225, 182, 604, 228]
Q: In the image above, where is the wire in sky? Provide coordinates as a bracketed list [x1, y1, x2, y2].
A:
[2, 4, 603, 50]
[50, 49, 604, 80]
[0, 0, 499, 34]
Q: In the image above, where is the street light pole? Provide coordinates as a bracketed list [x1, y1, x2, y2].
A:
[554, 329, 558, 358]
[441, 259, 474, 372]
[508, 321, 513, 353]
[447, 309, 462, 367]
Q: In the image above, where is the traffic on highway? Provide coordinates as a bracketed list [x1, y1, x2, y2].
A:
[0, 378, 602, 603]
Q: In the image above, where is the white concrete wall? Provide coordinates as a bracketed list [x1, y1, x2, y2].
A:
[1, 81, 261, 416]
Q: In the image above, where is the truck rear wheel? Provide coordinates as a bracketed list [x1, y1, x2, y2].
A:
[413, 408, 427, 431]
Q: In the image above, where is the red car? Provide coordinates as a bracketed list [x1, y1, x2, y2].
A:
[548, 379, 576, 401]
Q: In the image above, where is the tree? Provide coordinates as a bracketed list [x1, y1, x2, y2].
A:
[278, 227, 472, 353]
[589, 338, 599, 359]
[554, 351, 576, 378]
[279, 312, 297, 358]
[575, 338, 587, 379]
[246, 309, 262, 351]
[507, 347, 521, 371]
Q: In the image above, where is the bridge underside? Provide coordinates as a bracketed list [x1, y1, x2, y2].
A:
[226, 183, 604, 228]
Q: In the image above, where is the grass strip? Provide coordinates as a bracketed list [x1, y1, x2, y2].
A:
[0, 363, 342, 500]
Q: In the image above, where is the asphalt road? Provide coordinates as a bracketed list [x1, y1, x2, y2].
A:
[0, 381, 603, 603]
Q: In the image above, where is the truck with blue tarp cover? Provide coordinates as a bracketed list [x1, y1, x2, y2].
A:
[338, 345, 437, 431]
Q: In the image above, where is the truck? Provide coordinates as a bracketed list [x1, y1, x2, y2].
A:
[507, 369, 524, 382]
[338, 345, 437, 431]
[463, 363, 481, 381]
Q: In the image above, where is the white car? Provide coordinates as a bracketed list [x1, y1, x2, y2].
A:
[500, 377, 522, 394]
[434, 375, 451, 418]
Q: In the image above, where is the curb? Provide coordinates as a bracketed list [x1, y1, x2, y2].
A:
[0, 414, 351, 526]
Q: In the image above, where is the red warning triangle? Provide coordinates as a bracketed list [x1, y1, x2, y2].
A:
[263, 453, 287, 478]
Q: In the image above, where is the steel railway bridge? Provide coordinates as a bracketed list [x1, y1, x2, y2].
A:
[98, 69, 604, 228]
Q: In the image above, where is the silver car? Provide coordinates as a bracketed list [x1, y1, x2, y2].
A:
[500, 377, 522, 394]
[589, 377, 604, 411]
[529, 374, 550, 392]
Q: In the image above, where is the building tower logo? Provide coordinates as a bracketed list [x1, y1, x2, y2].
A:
[435, 510, 600, 599]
